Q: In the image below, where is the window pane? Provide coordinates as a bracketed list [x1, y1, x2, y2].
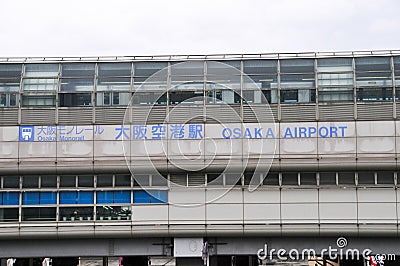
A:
[3, 176, 19, 188]
[263, 172, 279, 186]
[22, 207, 56, 221]
[282, 172, 298, 186]
[98, 63, 131, 77]
[300, 172, 317, 185]
[59, 191, 77, 204]
[0, 208, 19, 222]
[134, 62, 168, 80]
[22, 176, 39, 188]
[358, 172, 375, 185]
[39, 192, 57, 204]
[59, 207, 93, 221]
[0, 64, 22, 78]
[62, 63, 95, 77]
[25, 64, 59, 77]
[319, 172, 336, 185]
[3, 192, 19, 205]
[60, 175, 76, 188]
[97, 175, 113, 187]
[78, 175, 94, 187]
[338, 172, 355, 185]
[151, 174, 168, 186]
[377, 172, 394, 185]
[134, 175, 150, 186]
[22, 192, 39, 205]
[97, 77, 131, 91]
[22, 95, 56, 107]
[115, 175, 131, 187]
[113, 190, 130, 203]
[41, 175, 57, 188]
[96, 206, 131, 221]
[60, 78, 93, 92]
[22, 78, 57, 91]
[77, 191, 94, 204]
[280, 59, 314, 73]
[59, 93, 92, 107]
[355, 57, 391, 72]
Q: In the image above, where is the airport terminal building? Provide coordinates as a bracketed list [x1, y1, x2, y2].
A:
[0, 51, 400, 265]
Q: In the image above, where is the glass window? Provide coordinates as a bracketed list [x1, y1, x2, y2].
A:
[22, 192, 39, 205]
[355, 57, 392, 102]
[300, 172, 317, 185]
[77, 191, 94, 204]
[59, 93, 92, 107]
[22, 95, 56, 107]
[206, 173, 223, 186]
[0, 93, 18, 107]
[338, 172, 355, 185]
[131, 89, 167, 105]
[96, 206, 131, 221]
[206, 83, 241, 104]
[0, 208, 19, 222]
[98, 63, 131, 77]
[59, 207, 93, 221]
[22, 207, 56, 221]
[319, 172, 336, 185]
[39, 192, 57, 204]
[377, 172, 394, 185]
[97, 190, 130, 204]
[3, 176, 19, 188]
[2, 192, 19, 205]
[281, 172, 298, 186]
[133, 190, 167, 204]
[358, 172, 375, 185]
[225, 173, 241, 186]
[25, 64, 58, 77]
[60, 78, 93, 92]
[115, 175, 131, 187]
[59, 191, 77, 204]
[0, 64, 22, 78]
[134, 175, 150, 186]
[78, 175, 94, 187]
[317, 58, 354, 102]
[263, 172, 279, 186]
[151, 174, 168, 186]
[96, 91, 130, 106]
[96, 175, 113, 187]
[40, 175, 57, 188]
[97, 77, 131, 91]
[134, 62, 168, 82]
[22, 78, 57, 91]
[59, 175, 76, 188]
[62, 63, 95, 77]
[22, 176, 39, 188]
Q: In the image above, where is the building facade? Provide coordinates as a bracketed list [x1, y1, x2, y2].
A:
[0, 51, 400, 265]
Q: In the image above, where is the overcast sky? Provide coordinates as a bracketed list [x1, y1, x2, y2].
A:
[0, 0, 399, 57]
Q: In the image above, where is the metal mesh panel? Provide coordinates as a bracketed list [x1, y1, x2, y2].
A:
[0, 109, 18, 125]
[281, 104, 316, 122]
[58, 108, 93, 124]
[95, 108, 126, 124]
[358, 103, 393, 120]
[22, 109, 56, 125]
[319, 104, 354, 121]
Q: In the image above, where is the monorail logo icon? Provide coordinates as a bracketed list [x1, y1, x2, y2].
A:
[19, 126, 34, 142]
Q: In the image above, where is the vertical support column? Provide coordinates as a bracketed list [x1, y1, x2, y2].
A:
[103, 257, 108, 266]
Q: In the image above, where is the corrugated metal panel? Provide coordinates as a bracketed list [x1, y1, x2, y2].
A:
[358, 103, 393, 120]
[0, 109, 18, 125]
[132, 106, 166, 124]
[168, 106, 203, 123]
[319, 104, 354, 121]
[243, 104, 276, 123]
[188, 174, 205, 187]
[21, 109, 56, 125]
[170, 174, 187, 186]
[95, 108, 127, 124]
[281, 104, 316, 122]
[58, 108, 93, 124]
[206, 105, 241, 123]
